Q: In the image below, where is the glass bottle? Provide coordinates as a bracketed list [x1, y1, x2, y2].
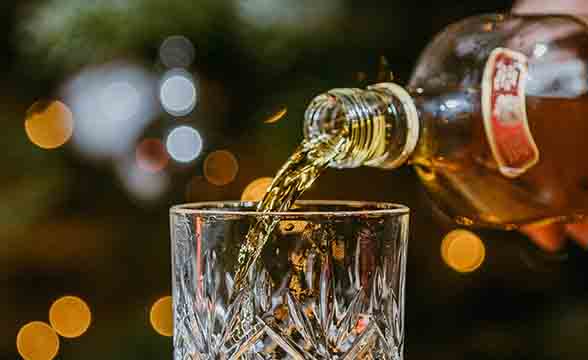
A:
[304, 13, 588, 229]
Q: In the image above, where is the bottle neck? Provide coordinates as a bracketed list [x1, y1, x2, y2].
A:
[303, 82, 420, 169]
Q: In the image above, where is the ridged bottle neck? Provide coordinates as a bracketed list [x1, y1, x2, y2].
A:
[303, 82, 420, 169]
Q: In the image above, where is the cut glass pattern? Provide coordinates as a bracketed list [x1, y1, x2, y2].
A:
[172, 214, 405, 359]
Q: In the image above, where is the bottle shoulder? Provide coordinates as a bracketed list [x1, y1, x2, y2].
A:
[409, 13, 588, 99]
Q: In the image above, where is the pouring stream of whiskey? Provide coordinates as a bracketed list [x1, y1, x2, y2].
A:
[231, 134, 347, 296]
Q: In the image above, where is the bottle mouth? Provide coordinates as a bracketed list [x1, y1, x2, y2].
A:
[304, 83, 420, 169]
[303, 88, 390, 168]
[303, 92, 346, 139]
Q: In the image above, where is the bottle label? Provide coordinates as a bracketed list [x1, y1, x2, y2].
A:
[482, 47, 539, 178]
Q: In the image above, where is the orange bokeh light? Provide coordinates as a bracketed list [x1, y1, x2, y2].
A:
[24, 100, 73, 150]
[16, 321, 60, 360]
[49, 296, 92, 338]
[150, 296, 173, 337]
[441, 229, 486, 273]
[204, 150, 239, 186]
[241, 177, 273, 201]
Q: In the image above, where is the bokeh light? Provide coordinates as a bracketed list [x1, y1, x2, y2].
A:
[16, 321, 59, 360]
[241, 177, 273, 201]
[166, 125, 203, 163]
[159, 35, 195, 68]
[99, 81, 141, 122]
[203, 150, 239, 186]
[150, 296, 173, 337]
[264, 107, 288, 124]
[116, 157, 169, 201]
[63, 63, 157, 158]
[136, 138, 169, 173]
[236, 0, 343, 31]
[48, 296, 92, 338]
[24, 100, 73, 149]
[441, 229, 486, 273]
[160, 69, 197, 116]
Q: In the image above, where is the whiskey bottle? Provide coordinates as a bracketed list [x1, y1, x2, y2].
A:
[304, 13, 588, 229]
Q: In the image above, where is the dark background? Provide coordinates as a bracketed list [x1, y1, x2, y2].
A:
[2, 0, 588, 359]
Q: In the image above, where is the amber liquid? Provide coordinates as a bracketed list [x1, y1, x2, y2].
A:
[232, 135, 347, 295]
[233, 88, 588, 285]
[412, 90, 588, 229]
[233, 94, 390, 292]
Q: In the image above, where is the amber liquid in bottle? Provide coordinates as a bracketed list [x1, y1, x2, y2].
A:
[411, 89, 588, 229]
[302, 15, 588, 230]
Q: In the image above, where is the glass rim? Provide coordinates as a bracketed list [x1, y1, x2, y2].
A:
[170, 200, 409, 217]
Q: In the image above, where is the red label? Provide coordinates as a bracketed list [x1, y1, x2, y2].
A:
[482, 48, 539, 178]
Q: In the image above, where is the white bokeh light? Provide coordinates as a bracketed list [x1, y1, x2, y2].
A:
[236, 0, 342, 30]
[62, 63, 157, 158]
[99, 81, 141, 121]
[166, 125, 202, 163]
[159, 35, 195, 68]
[160, 69, 197, 116]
